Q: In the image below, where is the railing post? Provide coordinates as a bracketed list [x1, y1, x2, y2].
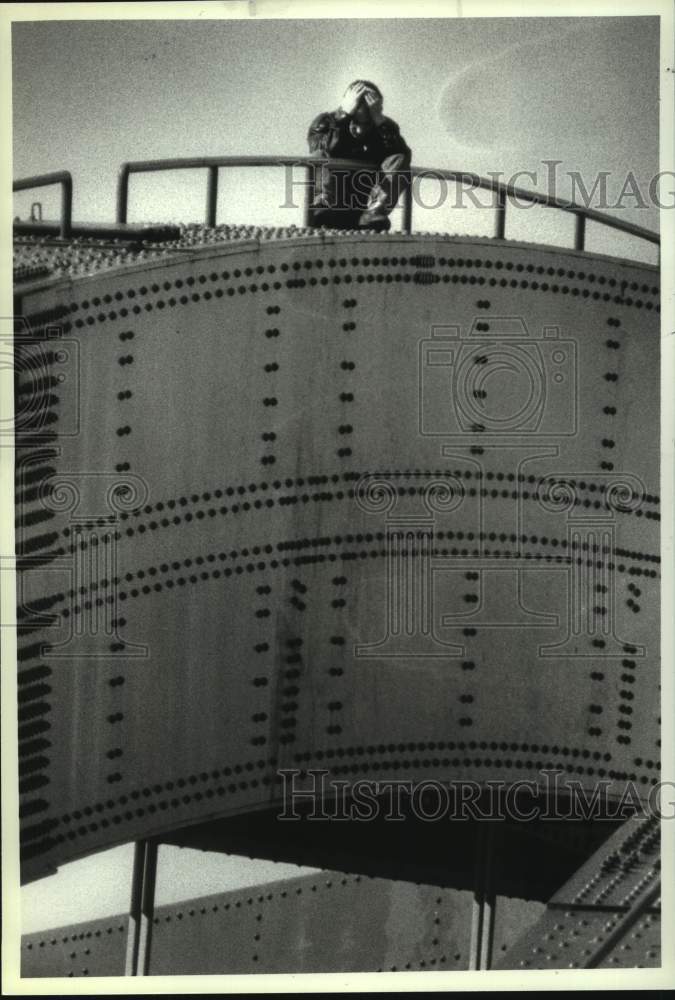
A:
[303, 163, 314, 229]
[574, 213, 586, 251]
[60, 175, 72, 239]
[12, 172, 73, 240]
[206, 165, 218, 227]
[402, 177, 413, 235]
[495, 188, 506, 240]
[117, 164, 130, 224]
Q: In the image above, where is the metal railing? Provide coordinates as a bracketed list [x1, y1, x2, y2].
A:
[13, 159, 660, 255]
[116, 155, 660, 254]
[13, 169, 183, 243]
[13, 171, 72, 239]
[115, 156, 366, 230]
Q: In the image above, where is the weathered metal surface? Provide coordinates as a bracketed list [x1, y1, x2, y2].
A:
[495, 906, 661, 970]
[493, 816, 661, 969]
[12, 224, 328, 283]
[20, 820, 661, 976]
[13, 221, 182, 242]
[491, 894, 547, 965]
[548, 812, 660, 909]
[152, 875, 476, 975]
[20, 872, 483, 976]
[13, 232, 660, 889]
[21, 912, 129, 978]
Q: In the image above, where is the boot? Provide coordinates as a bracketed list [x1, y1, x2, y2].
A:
[357, 195, 391, 232]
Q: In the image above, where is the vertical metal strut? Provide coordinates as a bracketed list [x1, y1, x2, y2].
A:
[124, 840, 158, 976]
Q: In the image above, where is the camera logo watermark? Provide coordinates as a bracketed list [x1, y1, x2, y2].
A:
[1, 315, 80, 440]
[419, 318, 576, 438]
[353, 314, 647, 660]
[12, 463, 149, 659]
[354, 474, 465, 658]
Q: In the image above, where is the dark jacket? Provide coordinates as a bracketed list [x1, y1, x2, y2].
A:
[307, 110, 411, 165]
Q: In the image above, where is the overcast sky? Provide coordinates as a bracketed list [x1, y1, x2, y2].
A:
[12, 15, 660, 259]
[13, 10, 661, 934]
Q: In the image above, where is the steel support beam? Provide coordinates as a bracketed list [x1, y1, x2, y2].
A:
[124, 840, 158, 976]
[582, 878, 661, 968]
[469, 823, 496, 970]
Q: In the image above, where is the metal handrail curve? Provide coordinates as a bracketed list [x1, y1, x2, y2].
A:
[13, 171, 73, 239]
[12, 161, 659, 254]
[115, 155, 660, 253]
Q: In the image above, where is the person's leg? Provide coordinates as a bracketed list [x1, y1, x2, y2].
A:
[310, 164, 361, 230]
[310, 205, 361, 230]
[358, 152, 411, 230]
[375, 151, 412, 211]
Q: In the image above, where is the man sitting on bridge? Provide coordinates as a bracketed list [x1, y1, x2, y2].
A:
[307, 80, 411, 232]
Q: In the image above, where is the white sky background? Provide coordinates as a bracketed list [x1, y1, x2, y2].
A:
[12, 16, 661, 261]
[12, 11, 662, 935]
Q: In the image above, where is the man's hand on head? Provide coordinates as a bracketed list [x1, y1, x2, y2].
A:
[339, 82, 368, 117]
[365, 90, 385, 126]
